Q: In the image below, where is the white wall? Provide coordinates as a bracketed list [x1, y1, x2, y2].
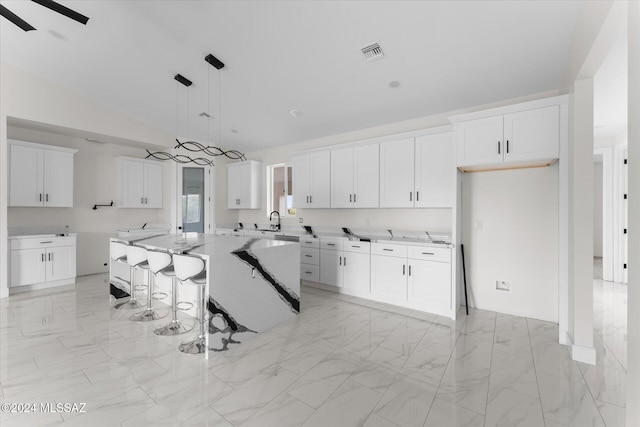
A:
[593, 160, 603, 257]
[462, 165, 559, 322]
[7, 126, 172, 276]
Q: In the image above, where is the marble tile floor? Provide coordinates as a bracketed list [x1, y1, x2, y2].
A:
[0, 272, 628, 427]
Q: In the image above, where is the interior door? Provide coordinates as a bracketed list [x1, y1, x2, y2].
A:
[177, 165, 213, 233]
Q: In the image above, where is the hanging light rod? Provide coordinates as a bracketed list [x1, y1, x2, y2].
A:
[205, 53, 225, 70]
[32, 0, 89, 25]
[174, 74, 192, 87]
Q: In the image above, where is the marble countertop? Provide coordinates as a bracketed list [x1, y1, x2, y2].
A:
[9, 226, 76, 239]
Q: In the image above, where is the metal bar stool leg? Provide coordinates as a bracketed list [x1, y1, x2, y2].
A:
[131, 269, 168, 322]
[178, 282, 208, 354]
[154, 277, 193, 335]
[113, 264, 143, 310]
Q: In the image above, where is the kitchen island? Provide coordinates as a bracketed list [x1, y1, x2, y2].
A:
[110, 233, 300, 350]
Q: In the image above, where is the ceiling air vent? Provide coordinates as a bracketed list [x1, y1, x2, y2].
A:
[361, 42, 384, 62]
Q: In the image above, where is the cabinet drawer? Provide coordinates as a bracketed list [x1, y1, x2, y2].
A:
[300, 247, 320, 265]
[408, 246, 451, 262]
[371, 243, 407, 258]
[300, 237, 320, 248]
[300, 263, 320, 282]
[320, 238, 344, 251]
[10, 236, 76, 250]
[343, 241, 370, 254]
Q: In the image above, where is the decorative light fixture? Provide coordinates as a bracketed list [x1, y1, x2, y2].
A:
[146, 53, 246, 165]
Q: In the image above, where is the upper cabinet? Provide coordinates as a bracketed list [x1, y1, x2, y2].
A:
[293, 151, 330, 208]
[227, 160, 262, 209]
[331, 144, 379, 208]
[379, 131, 454, 208]
[9, 140, 77, 207]
[454, 105, 559, 170]
[119, 157, 163, 208]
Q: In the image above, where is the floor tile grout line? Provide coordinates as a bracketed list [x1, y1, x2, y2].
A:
[578, 357, 609, 427]
[525, 317, 549, 427]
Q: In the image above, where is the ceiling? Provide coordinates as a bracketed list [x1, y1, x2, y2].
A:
[0, 1, 591, 152]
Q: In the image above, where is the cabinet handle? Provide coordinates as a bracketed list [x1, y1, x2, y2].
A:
[354, 194, 356, 203]
[41, 253, 44, 262]
[40, 241, 53, 244]
[351, 245, 360, 248]
[350, 194, 352, 203]
[141, 197, 144, 204]
[403, 265, 406, 275]
[344, 256, 347, 266]
[306, 196, 309, 203]
[305, 271, 312, 274]
[310, 195, 312, 203]
[506, 140, 509, 153]
[383, 248, 394, 252]
[145, 197, 148, 204]
[305, 254, 312, 258]
[409, 265, 412, 276]
[39, 193, 42, 202]
[48, 253, 51, 261]
[46, 194, 49, 202]
[409, 192, 412, 202]
[498, 141, 501, 154]
[416, 191, 419, 202]
[327, 243, 335, 246]
[422, 252, 434, 255]
[339, 256, 342, 266]
[304, 241, 313, 244]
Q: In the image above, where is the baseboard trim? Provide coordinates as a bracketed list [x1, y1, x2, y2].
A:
[572, 343, 596, 365]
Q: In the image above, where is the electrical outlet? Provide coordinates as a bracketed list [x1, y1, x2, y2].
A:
[496, 280, 510, 291]
[299, 217, 303, 223]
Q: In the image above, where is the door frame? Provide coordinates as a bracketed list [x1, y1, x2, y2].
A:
[170, 163, 215, 234]
[594, 146, 614, 281]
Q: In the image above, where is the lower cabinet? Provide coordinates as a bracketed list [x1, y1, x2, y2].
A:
[407, 259, 451, 315]
[319, 239, 370, 292]
[370, 254, 407, 302]
[10, 236, 77, 289]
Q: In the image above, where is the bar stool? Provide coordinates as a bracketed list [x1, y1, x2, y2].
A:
[128, 245, 167, 322]
[149, 250, 194, 336]
[172, 253, 208, 354]
[111, 241, 143, 310]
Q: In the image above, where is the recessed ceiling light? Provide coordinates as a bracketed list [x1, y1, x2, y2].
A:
[388, 80, 401, 89]
[230, 129, 239, 134]
[290, 109, 304, 117]
[48, 29, 68, 41]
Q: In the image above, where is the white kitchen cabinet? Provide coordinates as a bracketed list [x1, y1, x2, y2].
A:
[292, 151, 330, 208]
[341, 247, 370, 293]
[9, 235, 77, 289]
[319, 239, 370, 292]
[455, 105, 559, 169]
[119, 157, 163, 208]
[414, 132, 454, 207]
[300, 237, 320, 282]
[320, 248, 342, 287]
[227, 160, 262, 209]
[370, 254, 407, 302]
[379, 138, 415, 208]
[407, 259, 451, 316]
[9, 140, 77, 207]
[331, 144, 379, 208]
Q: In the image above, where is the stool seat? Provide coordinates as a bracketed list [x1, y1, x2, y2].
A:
[128, 245, 167, 322]
[111, 241, 142, 310]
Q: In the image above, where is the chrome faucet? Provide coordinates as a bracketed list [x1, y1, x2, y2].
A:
[269, 211, 281, 230]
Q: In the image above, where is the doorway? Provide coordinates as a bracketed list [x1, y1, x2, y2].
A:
[175, 165, 214, 233]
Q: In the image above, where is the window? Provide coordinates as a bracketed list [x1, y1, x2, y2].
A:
[268, 163, 295, 217]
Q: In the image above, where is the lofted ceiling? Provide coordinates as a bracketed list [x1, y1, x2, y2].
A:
[1, 1, 588, 152]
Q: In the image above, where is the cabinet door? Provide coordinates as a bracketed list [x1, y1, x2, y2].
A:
[353, 144, 379, 208]
[408, 259, 451, 314]
[9, 144, 44, 207]
[43, 150, 74, 207]
[343, 251, 370, 293]
[46, 246, 76, 282]
[227, 164, 243, 208]
[455, 115, 503, 167]
[415, 132, 454, 207]
[10, 249, 46, 286]
[503, 106, 559, 163]
[292, 154, 310, 208]
[330, 147, 354, 208]
[370, 255, 407, 301]
[144, 163, 163, 208]
[379, 138, 415, 208]
[320, 249, 342, 287]
[121, 160, 145, 208]
[309, 151, 331, 208]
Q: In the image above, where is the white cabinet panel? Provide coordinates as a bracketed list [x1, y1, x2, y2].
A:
[10, 248, 47, 286]
[370, 255, 407, 301]
[353, 144, 379, 208]
[503, 106, 559, 162]
[301, 264, 320, 282]
[301, 247, 320, 265]
[9, 141, 76, 207]
[415, 132, 454, 207]
[343, 251, 370, 293]
[455, 115, 503, 167]
[46, 245, 76, 282]
[227, 160, 261, 209]
[408, 259, 451, 314]
[293, 152, 330, 208]
[320, 248, 342, 287]
[119, 158, 163, 208]
[380, 138, 415, 208]
[330, 147, 354, 208]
